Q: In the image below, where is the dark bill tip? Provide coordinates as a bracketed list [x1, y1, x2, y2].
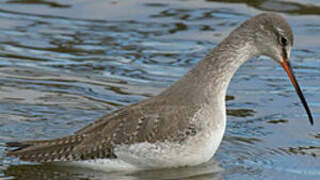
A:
[281, 60, 314, 125]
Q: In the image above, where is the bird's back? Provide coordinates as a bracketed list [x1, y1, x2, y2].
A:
[7, 96, 203, 162]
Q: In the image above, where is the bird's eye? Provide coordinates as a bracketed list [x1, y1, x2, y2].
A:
[280, 37, 288, 46]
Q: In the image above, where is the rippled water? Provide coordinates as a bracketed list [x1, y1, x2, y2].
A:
[0, 0, 319, 179]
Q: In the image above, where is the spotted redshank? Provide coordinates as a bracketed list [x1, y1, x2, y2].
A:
[6, 13, 314, 171]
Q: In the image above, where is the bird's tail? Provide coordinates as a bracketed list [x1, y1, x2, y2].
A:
[6, 135, 84, 162]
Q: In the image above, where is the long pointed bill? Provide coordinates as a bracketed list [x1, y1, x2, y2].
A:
[281, 59, 314, 125]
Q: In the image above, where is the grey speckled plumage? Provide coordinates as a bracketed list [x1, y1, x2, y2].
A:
[6, 13, 313, 166]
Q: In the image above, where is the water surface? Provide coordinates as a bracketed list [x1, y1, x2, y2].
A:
[0, 0, 320, 179]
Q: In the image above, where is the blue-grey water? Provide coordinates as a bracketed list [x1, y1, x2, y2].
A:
[0, 0, 320, 179]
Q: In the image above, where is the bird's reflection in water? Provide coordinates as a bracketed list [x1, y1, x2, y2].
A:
[4, 159, 223, 180]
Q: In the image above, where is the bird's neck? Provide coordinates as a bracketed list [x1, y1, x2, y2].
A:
[160, 34, 258, 105]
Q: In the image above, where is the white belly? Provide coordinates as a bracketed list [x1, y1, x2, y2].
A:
[115, 122, 226, 169]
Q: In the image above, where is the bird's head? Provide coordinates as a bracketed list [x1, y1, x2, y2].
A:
[244, 13, 314, 125]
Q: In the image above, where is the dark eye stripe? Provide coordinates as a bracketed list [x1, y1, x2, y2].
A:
[282, 47, 288, 59]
